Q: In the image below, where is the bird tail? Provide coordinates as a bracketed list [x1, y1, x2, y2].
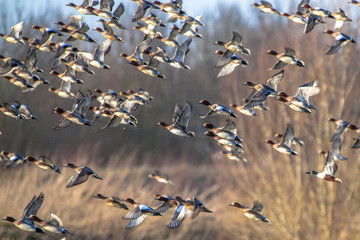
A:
[263, 218, 271, 224]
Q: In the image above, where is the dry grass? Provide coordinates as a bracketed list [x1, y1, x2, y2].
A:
[1, 1, 360, 240]
[1, 138, 360, 240]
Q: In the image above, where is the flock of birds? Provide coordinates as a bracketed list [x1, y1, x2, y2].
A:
[0, 0, 359, 237]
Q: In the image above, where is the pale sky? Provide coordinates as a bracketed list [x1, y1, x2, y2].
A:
[2, 0, 350, 23]
[0, 0, 354, 35]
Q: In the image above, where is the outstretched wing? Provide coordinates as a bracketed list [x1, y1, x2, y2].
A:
[281, 123, 294, 148]
[251, 201, 263, 214]
[324, 151, 337, 176]
[66, 168, 89, 188]
[174, 101, 192, 129]
[53, 117, 72, 130]
[267, 70, 284, 91]
[22, 192, 44, 219]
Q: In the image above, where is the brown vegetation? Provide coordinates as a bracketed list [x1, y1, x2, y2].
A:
[1, 0, 360, 239]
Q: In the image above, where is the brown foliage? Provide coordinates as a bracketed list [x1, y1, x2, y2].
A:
[1, 1, 360, 239]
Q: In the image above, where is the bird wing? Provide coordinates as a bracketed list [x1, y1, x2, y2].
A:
[179, 22, 191, 34]
[120, 99, 139, 113]
[271, 60, 287, 70]
[112, 2, 125, 19]
[154, 202, 174, 214]
[174, 101, 192, 129]
[94, 39, 111, 62]
[100, 0, 114, 12]
[244, 86, 273, 109]
[11, 100, 21, 111]
[295, 80, 319, 102]
[78, 23, 90, 34]
[304, 14, 318, 34]
[102, 115, 121, 129]
[48, 213, 63, 227]
[284, 47, 295, 56]
[351, 135, 360, 149]
[169, 25, 180, 40]
[217, 62, 239, 78]
[251, 201, 263, 214]
[132, 4, 151, 22]
[281, 123, 295, 148]
[53, 117, 73, 130]
[10, 21, 24, 39]
[66, 168, 89, 188]
[330, 124, 347, 142]
[39, 31, 51, 46]
[172, 104, 183, 124]
[125, 215, 148, 229]
[331, 137, 343, 156]
[200, 110, 216, 118]
[102, 21, 115, 34]
[39, 155, 53, 164]
[72, 90, 85, 112]
[324, 151, 337, 175]
[148, 57, 160, 69]
[22, 192, 44, 219]
[23, 48, 38, 70]
[231, 31, 242, 45]
[190, 197, 203, 219]
[215, 49, 235, 68]
[60, 80, 72, 92]
[266, 69, 284, 91]
[111, 197, 129, 210]
[173, 38, 192, 62]
[297, 0, 310, 14]
[123, 206, 144, 220]
[18, 104, 33, 117]
[70, 15, 83, 29]
[167, 203, 191, 229]
[261, 1, 273, 8]
[73, 90, 92, 116]
[221, 119, 237, 134]
[334, 20, 344, 30]
[326, 40, 342, 55]
[133, 37, 152, 58]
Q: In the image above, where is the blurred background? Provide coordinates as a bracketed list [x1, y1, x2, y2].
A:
[1, 0, 360, 239]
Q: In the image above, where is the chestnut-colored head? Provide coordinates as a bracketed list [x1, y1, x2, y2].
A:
[264, 139, 275, 145]
[101, 103, 112, 109]
[85, 6, 95, 11]
[242, 81, 255, 87]
[53, 107, 65, 115]
[202, 123, 214, 129]
[278, 92, 289, 97]
[348, 124, 358, 130]
[32, 25, 41, 30]
[29, 215, 42, 222]
[25, 156, 37, 162]
[2, 216, 16, 222]
[157, 122, 168, 127]
[275, 97, 288, 103]
[229, 202, 243, 208]
[266, 50, 278, 55]
[93, 194, 106, 199]
[204, 131, 216, 137]
[198, 100, 210, 106]
[66, 3, 76, 7]
[323, 29, 334, 35]
[94, 27, 103, 33]
[123, 198, 135, 204]
[63, 163, 77, 168]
